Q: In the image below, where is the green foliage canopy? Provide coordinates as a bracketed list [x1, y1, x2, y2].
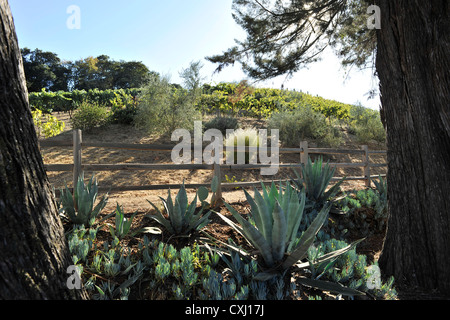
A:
[207, 0, 376, 80]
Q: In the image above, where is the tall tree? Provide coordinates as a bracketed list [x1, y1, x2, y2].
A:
[72, 56, 101, 90]
[21, 47, 72, 92]
[114, 61, 152, 89]
[375, 0, 450, 294]
[208, 0, 450, 294]
[72, 55, 152, 91]
[179, 60, 205, 103]
[0, 0, 87, 299]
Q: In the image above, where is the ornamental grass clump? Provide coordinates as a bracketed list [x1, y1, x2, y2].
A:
[224, 127, 261, 164]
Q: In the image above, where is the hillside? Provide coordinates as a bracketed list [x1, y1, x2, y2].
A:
[40, 111, 387, 214]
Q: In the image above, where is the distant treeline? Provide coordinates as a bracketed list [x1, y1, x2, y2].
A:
[21, 48, 157, 93]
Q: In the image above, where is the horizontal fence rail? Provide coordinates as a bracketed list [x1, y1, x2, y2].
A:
[39, 130, 387, 197]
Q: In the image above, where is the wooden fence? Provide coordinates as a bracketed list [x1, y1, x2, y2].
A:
[39, 129, 387, 197]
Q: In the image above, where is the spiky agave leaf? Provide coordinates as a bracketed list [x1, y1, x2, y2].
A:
[293, 156, 344, 204]
[271, 202, 287, 262]
[295, 238, 365, 270]
[171, 195, 184, 234]
[252, 188, 273, 242]
[282, 203, 331, 270]
[223, 202, 274, 267]
[296, 277, 365, 297]
[190, 210, 212, 231]
[146, 199, 175, 234]
[147, 185, 211, 235]
[60, 174, 107, 226]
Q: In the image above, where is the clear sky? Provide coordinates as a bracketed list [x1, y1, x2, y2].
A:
[9, 0, 380, 109]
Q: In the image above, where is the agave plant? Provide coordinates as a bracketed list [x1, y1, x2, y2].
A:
[373, 175, 387, 197]
[109, 204, 137, 239]
[146, 183, 211, 235]
[216, 181, 363, 293]
[291, 156, 345, 206]
[59, 173, 108, 227]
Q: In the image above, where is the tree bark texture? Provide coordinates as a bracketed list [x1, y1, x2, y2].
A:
[376, 0, 450, 294]
[0, 0, 87, 299]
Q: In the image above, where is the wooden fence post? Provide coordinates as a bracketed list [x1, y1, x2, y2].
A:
[300, 141, 309, 165]
[362, 145, 371, 188]
[213, 162, 223, 206]
[73, 129, 82, 189]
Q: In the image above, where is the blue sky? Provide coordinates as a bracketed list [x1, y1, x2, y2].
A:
[9, 0, 380, 109]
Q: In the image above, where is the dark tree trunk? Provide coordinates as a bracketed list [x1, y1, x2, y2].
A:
[0, 0, 87, 299]
[376, 0, 450, 294]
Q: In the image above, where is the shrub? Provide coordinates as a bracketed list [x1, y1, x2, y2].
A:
[29, 89, 72, 114]
[349, 105, 386, 144]
[32, 109, 65, 138]
[337, 176, 388, 234]
[203, 116, 240, 135]
[268, 106, 342, 147]
[354, 116, 386, 144]
[109, 204, 138, 239]
[71, 100, 110, 131]
[306, 238, 397, 299]
[109, 92, 139, 125]
[135, 76, 201, 136]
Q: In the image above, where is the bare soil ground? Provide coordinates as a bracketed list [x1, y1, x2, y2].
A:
[42, 112, 388, 214]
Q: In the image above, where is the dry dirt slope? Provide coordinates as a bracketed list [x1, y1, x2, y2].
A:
[40, 112, 387, 214]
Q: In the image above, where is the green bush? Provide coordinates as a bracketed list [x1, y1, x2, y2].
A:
[71, 100, 110, 131]
[349, 105, 386, 144]
[203, 116, 240, 135]
[268, 106, 342, 147]
[307, 238, 397, 299]
[29, 89, 72, 114]
[354, 116, 386, 144]
[32, 109, 65, 138]
[135, 76, 200, 136]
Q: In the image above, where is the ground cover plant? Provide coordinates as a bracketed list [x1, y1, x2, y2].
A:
[60, 167, 397, 300]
